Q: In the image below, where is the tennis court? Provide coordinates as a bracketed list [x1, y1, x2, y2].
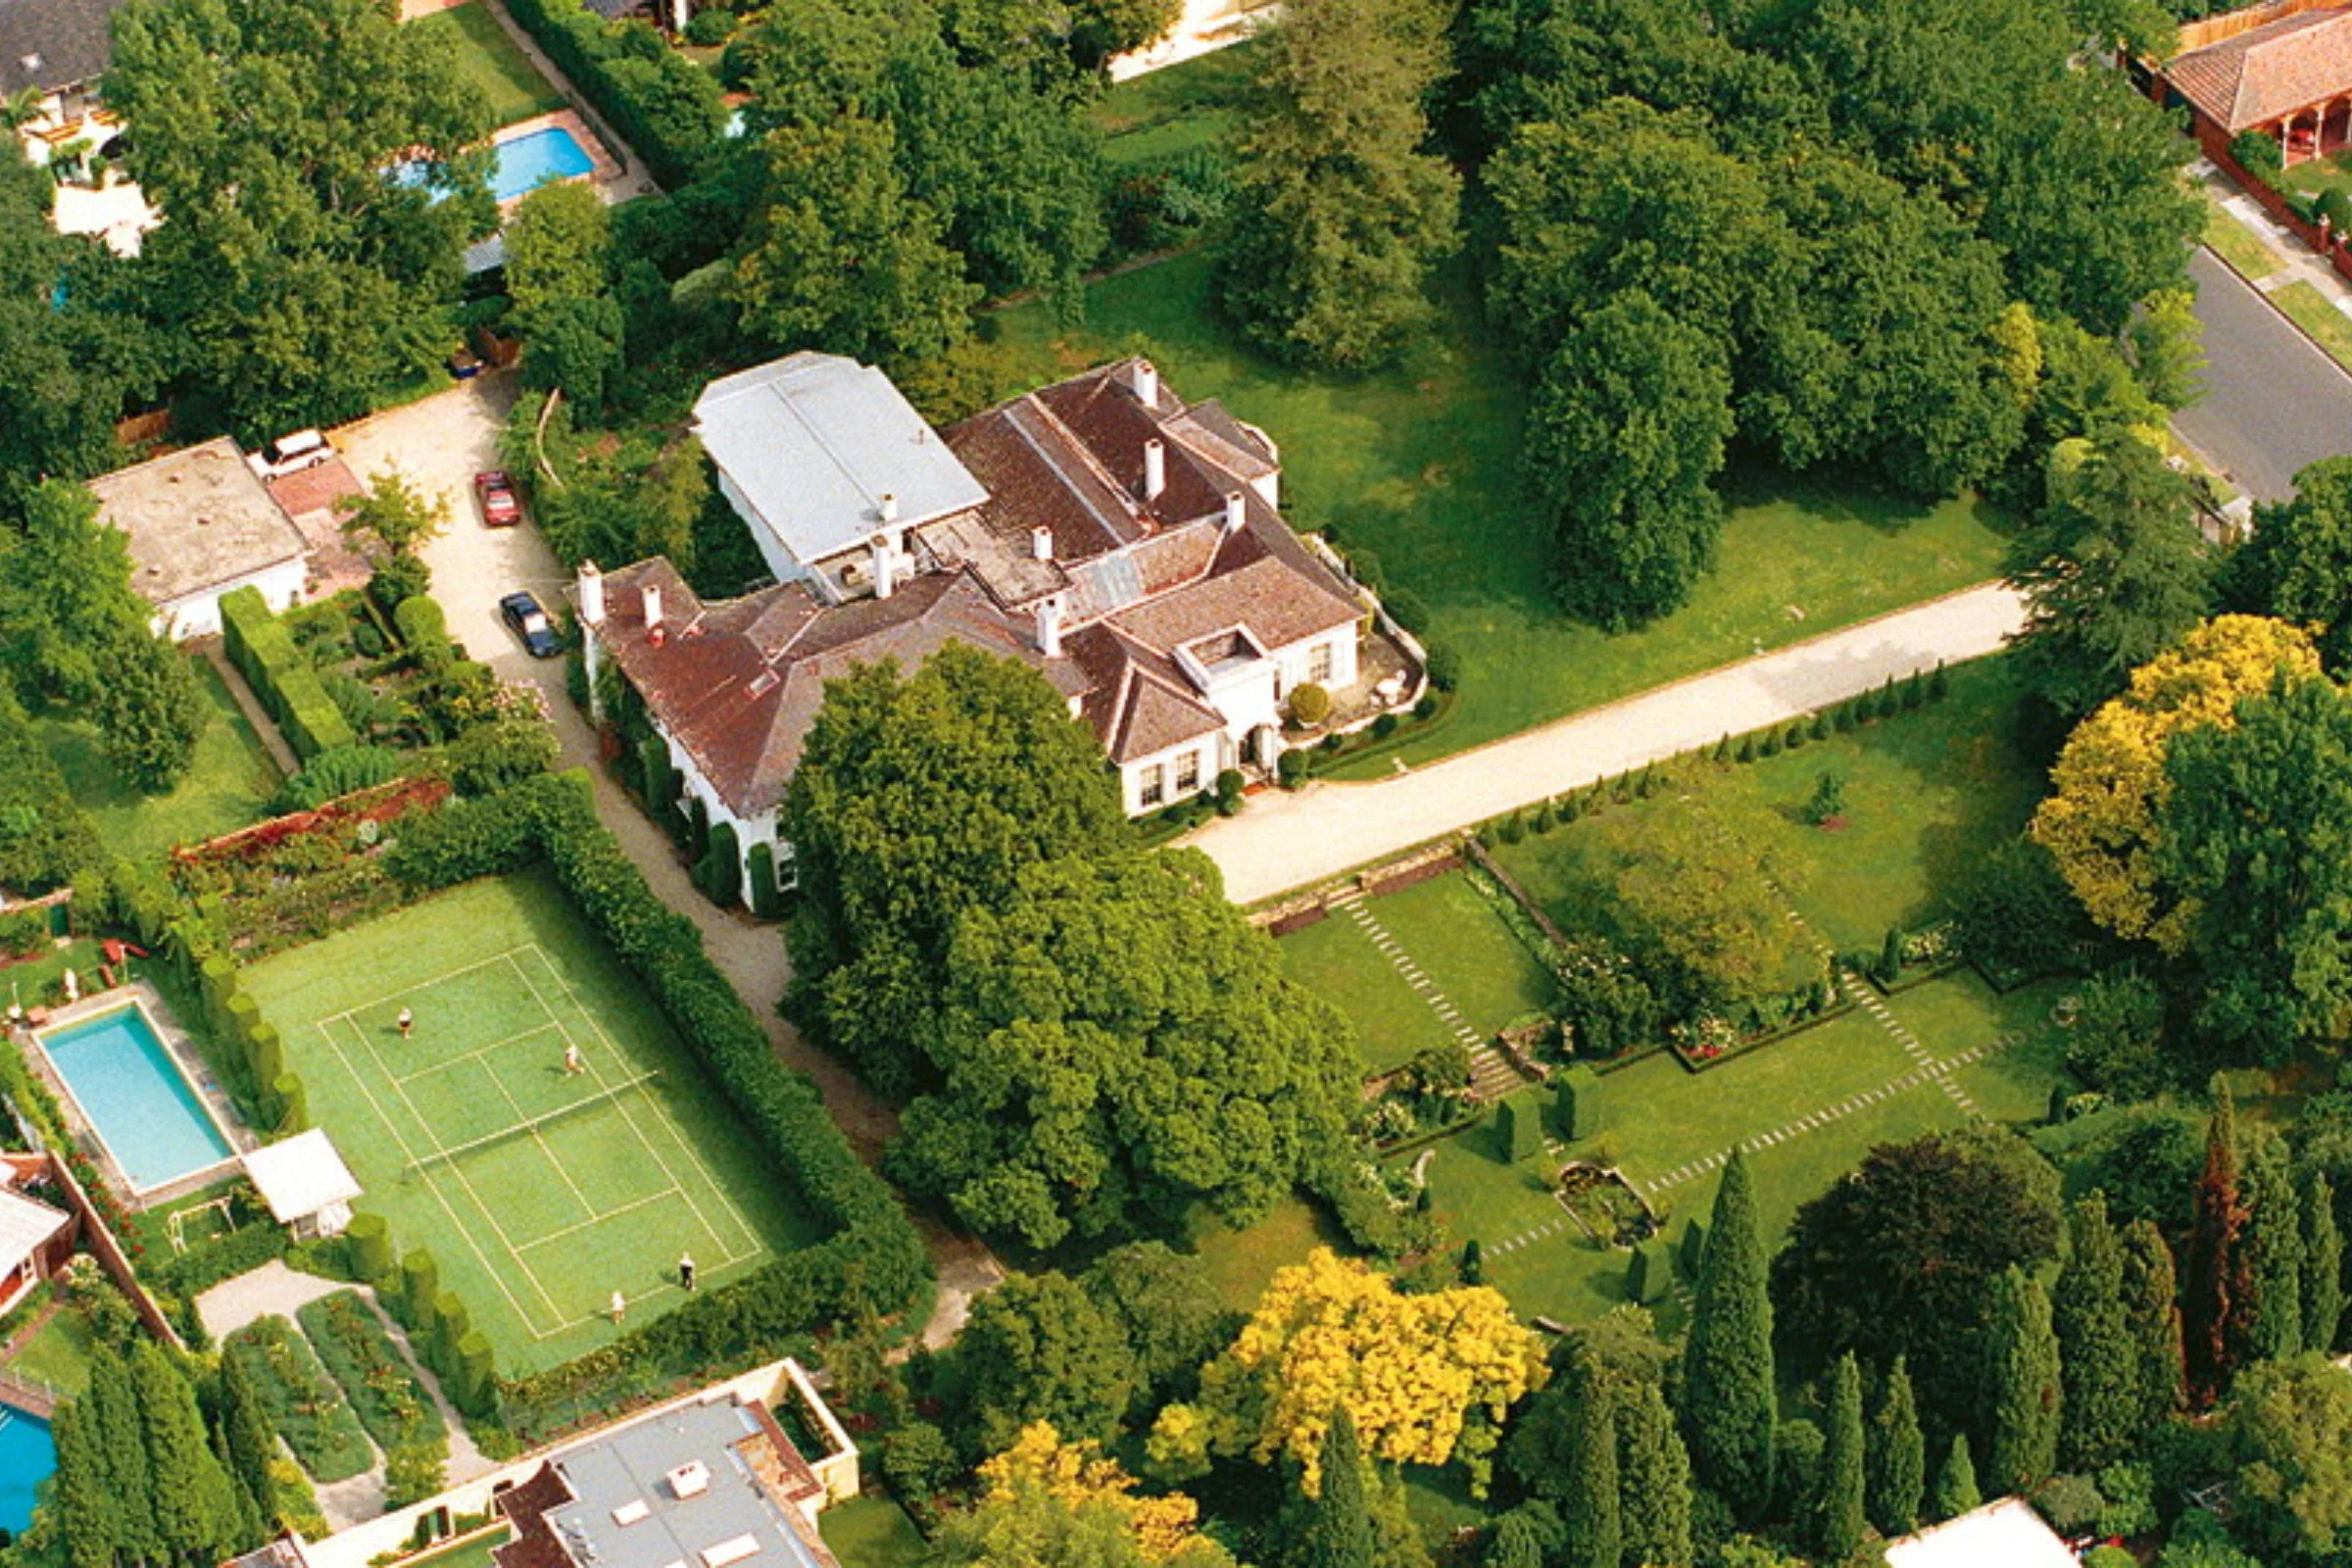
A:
[242, 870, 816, 1375]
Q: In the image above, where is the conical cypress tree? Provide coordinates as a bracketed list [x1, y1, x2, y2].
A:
[2306, 1172, 2345, 1354]
[1714, 734, 1733, 765]
[2120, 1218, 2186, 1425]
[2055, 1193, 2138, 1471]
[1684, 1150, 1776, 1522]
[1616, 1379, 1692, 1568]
[1817, 1353, 1867, 1561]
[1867, 1356, 1925, 1539]
[2184, 1077, 2253, 1407]
[1305, 1407, 1375, 1568]
[1488, 1512, 1544, 1568]
[1930, 1434, 1980, 1523]
[218, 1351, 277, 1535]
[134, 1344, 244, 1568]
[1982, 1267, 2060, 1494]
[1462, 1237, 1486, 1287]
[86, 1347, 162, 1564]
[213, 1415, 266, 1550]
[2241, 1134, 2304, 1364]
[1560, 1357, 1620, 1568]
[50, 1400, 116, 1568]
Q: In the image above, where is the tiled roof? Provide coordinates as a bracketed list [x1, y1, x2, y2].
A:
[491, 1461, 576, 1568]
[0, 0, 123, 96]
[1066, 624, 1225, 763]
[2168, 6, 2352, 130]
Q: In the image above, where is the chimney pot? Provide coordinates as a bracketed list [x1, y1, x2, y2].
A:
[873, 541, 896, 600]
[1030, 525, 1054, 563]
[641, 583, 663, 630]
[1035, 595, 1063, 658]
[1143, 439, 1165, 503]
[877, 493, 899, 524]
[1223, 491, 1246, 534]
[1132, 360, 1158, 410]
[578, 561, 606, 626]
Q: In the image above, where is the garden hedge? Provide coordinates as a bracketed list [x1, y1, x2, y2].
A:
[382, 770, 929, 1412]
[1556, 1065, 1604, 1141]
[393, 596, 451, 672]
[348, 1213, 395, 1282]
[701, 821, 741, 906]
[746, 843, 780, 919]
[1627, 1237, 1673, 1303]
[400, 1250, 440, 1333]
[221, 587, 357, 760]
[497, 0, 726, 190]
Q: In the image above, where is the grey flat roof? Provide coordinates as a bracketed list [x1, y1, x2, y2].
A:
[89, 437, 309, 608]
[547, 1401, 828, 1568]
[693, 353, 987, 570]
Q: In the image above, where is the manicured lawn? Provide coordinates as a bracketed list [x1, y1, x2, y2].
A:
[1184, 1198, 1342, 1314]
[1279, 913, 1449, 1074]
[6, 1308, 94, 1396]
[32, 658, 280, 862]
[402, 1529, 510, 1568]
[407, 2, 564, 128]
[2269, 279, 2352, 373]
[2203, 193, 2284, 281]
[2282, 146, 2352, 206]
[989, 252, 2014, 768]
[820, 1494, 927, 1568]
[1094, 39, 1260, 165]
[241, 868, 817, 1377]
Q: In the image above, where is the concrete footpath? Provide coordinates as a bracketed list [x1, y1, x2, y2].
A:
[1185, 582, 2029, 905]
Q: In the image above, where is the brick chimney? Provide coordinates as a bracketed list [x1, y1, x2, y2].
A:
[1143, 439, 1165, 503]
[1223, 491, 1246, 534]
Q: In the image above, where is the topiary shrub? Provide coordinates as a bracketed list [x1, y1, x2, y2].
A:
[1371, 712, 1399, 740]
[1556, 1065, 1603, 1140]
[1289, 683, 1331, 726]
[1499, 1096, 1544, 1162]
[1835, 702, 1857, 732]
[1903, 670, 1926, 710]
[1277, 749, 1308, 788]
[1412, 693, 1440, 721]
[1760, 729, 1784, 759]
[1532, 801, 1556, 833]
[747, 842, 780, 919]
[1785, 721, 1807, 750]
[1809, 711, 1830, 742]
[1929, 662, 1950, 702]
[1497, 811, 1526, 845]
[272, 1073, 308, 1134]
[1737, 735, 1757, 763]
[682, 5, 734, 43]
[347, 1213, 394, 1283]
[1425, 644, 1461, 692]
[1627, 1238, 1673, 1303]
[1713, 734, 1732, 764]
[1215, 768, 1245, 816]
[399, 1250, 440, 1333]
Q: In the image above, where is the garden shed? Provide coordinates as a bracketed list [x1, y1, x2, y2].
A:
[241, 1128, 363, 1239]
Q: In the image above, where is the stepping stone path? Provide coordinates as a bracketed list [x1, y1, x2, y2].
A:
[1334, 890, 1537, 1101]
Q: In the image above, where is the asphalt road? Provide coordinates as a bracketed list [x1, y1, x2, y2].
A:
[2176, 245, 2352, 503]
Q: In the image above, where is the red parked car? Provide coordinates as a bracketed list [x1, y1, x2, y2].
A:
[474, 469, 522, 527]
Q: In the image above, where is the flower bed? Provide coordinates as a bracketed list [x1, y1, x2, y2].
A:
[225, 1315, 376, 1483]
[298, 1291, 448, 1503]
[1555, 1162, 1657, 1248]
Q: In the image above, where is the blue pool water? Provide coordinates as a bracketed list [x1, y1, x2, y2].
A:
[0, 1411, 53, 1534]
[37, 1005, 232, 1192]
[395, 126, 594, 204]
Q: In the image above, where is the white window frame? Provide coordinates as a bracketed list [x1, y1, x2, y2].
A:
[1139, 762, 1165, 808]
[1174, 750, 1200, 795]
[1308, 640, 1335, 684]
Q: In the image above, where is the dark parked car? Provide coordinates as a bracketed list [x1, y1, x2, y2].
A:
[474, 468, 521, 526]
[501, 591, 562, 659]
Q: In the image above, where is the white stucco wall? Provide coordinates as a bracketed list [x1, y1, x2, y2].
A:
[659, 724, 784, 907]
[153, 557, 308, 642]
[1272, 629, 1356, 700]
[717, 468, 815, 597]
[1122, 733, 1228, 815]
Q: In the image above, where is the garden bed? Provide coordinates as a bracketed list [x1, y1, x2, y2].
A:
[296, 1291, 447, 1453]
[224, 1315, 376, 1483]
[1554, 1162, 1658, 1249]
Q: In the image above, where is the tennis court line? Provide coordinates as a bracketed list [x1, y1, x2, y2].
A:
[510, 1186, 687, 1253]
[478, 1045, 600, 1221]
[391, 1021, 564, 1087]
[317, 944, 542, 1035]
[505, 948, 763, 1268]
[309, 1012, 562, 1339]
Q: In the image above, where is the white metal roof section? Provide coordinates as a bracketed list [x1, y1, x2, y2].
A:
[693, 353, 988, 572]
[240, 1128, 365, 1223]
[0, 1187, 67, 1275]
[1882, 1498, 2076, 1568]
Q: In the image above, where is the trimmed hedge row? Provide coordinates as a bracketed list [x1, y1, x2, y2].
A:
[221, 586, 356, 760]
[196, 949, 300, 1132]
[383, 771, 928, 1414]
[499, 0, 727, 191]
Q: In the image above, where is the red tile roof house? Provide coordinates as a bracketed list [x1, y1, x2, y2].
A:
[574, 353, 1383, 906]
[2155, 0, 2352, 165]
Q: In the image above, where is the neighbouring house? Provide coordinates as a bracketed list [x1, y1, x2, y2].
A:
[2153, 0, 2352, 164]
[89, 437, 313, 641]
[4, 0, 161, 256]
[0, 1176, 70, 1317]
[1881, 1498, 2077, 1568]
[586, 353, 1413, 902]
[239, 1128, 363, 1241]
[263, 1360, 858, 1568]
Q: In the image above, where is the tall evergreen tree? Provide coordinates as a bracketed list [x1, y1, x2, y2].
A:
[218, 1352, 277, 1534]
[1929, 1434, 1981, 1524]
[212, 1416, 265, 1549]
[1488, 1512, 1544, 1568]
[2054, 1193, 2138, 1470]
[1684, 1150, 1776, 1521]
[1982, 1267, 2061, 1494]
[134, 1344, 244, 1567]
[1559, 1356, 1620, 1568]
[1616, 1379, 1690, 1568]
[2241, 1134, 2305, 1364]
[1817, 1353, 1867, 1561]
[2120, 1218, 2187, 1426]
[2184, 1077, 2254, 1407]
[1304, 1406, 1375, 1568]
[1867, 1357, 1925, 1539]
[2306, 1171, 2346, 1354]
[86, 1347, 162, 1565]
[50, 1400, 115, 1568]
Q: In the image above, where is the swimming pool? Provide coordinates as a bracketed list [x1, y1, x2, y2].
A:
[0, 1410, 53, 1535]
[394, 125, 594, 205]
[35, 1004, 235, 1194]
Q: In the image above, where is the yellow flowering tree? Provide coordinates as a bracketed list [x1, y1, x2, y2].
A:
[1148, 1249, 1546, 1494]
[976, 1424, 1208, 1563]
[2032, 615, 2319, 951]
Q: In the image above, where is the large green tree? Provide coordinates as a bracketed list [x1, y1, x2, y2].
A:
[1685, 1150, 1776, 1522]
[2056, 1193, 2139, 1471]
[84, 1347, 162, 1565]
[2243, 1135, 2307, 1365]
[134, 1342, 247, 1564]
[1616, 1379, 1693, 1568]
[217, 1351, 277, 1534]
[957, 1272, 1140, 1454]
[2121, 1217, 2188, 1427]
[107, 0, 488, 433]
[1867, 1356, 1925, 1538]
[1981, 1267, 2061, 1495]
[1305, 1406, 1376, 1568]
[1772, 1128, 2063, 1433]
[2226, 1353, 2352, 1563]
[1218, 0, 1459, 368]
[2161, 674, 2352, 1061]
[504, 181, 613, 328]
[50, 1400, 114, 1568]
[2231, 456, 2352, 672]
[1082, 1243, 1231, 1400]
[1817, 1353, 1867, 1561]
[2306, 1172, 2345, 1355]
[1557, 1354, 1621, 1568]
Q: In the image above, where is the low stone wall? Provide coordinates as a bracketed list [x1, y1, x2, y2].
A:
[1250, 840, 1464, 933]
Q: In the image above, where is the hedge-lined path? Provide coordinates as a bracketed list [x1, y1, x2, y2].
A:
[1329, 889, 1531, 1100]
[200, 643, 300, 775]
[357, 379, 1004, 1349]
[1188, 583, 2027, 905]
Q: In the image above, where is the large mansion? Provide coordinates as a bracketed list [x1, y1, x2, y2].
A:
[577, 353, 1416, 903]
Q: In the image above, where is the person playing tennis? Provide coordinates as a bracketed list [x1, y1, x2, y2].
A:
[397, 1006, 414, 1039]
[564, 1042, 584, 1075]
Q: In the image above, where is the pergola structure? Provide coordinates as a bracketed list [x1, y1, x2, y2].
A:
[2164, 4, 2352, 166]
